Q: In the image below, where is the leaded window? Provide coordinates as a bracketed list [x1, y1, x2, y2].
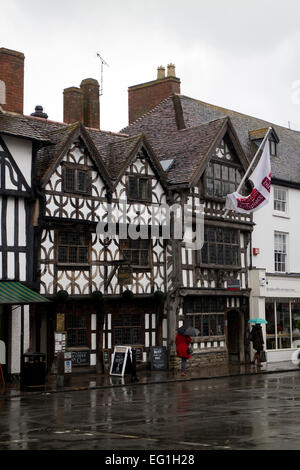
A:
[63, 167, 89, 194]
[66, 313, 88, 347]
[128, 176, 151, 201]
[57, 231, 90, 265]
[205, 139, 244, 198]
[198, 226, 240, 267]
[113, 314, 143, 345]
[120, 239, 150, 268]
[184, 297, 225, 337]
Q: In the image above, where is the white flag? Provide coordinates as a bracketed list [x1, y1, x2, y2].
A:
[225, 140, 271, 213]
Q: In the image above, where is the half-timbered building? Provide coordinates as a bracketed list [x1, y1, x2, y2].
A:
[123, 96, 255, 367]
[28, 114, 170, 373]
[0, 109, 50, 378]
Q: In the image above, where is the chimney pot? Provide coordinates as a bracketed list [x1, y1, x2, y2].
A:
[157, 66, 165, 80]
[167, 63, 176, 77]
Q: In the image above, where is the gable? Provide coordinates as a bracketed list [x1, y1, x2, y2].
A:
[40, 123, 112, 192]
[45, 140, 107, 198]
[0, 135, 31, 194]
[112, 140, 168, 205]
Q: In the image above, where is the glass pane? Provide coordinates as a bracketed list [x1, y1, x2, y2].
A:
[131, 250, 139, 264]
[203, 315, 209, 336]
[207, 164, 213, 178]
[140, 250, 149, 265]
[222, 182, 229, 196]
[266, 301, 276, 349]
[59, 232, 68, 244]
[214, 164, 221, 178]
[206, 179, 213, 196]
[215, 180, 222, 197]
[222, 166, 228, 180]
[65, 168, 75, 191]
[236, 170, 242, 183]
[78, 247, 88, 263]
[291, 302, 300, 347]
[217, 244, 224, 265]
[217, 315, 224, 335]
[208, 227, 215, 242]
[129, 177, 138, 199]
[58, 246, 67, 263]
[139, 179, 149, 200]
[229, 183, 236, 194]
[210, 315, 217, 335]
[209, 244, 216, 264]
[69, 247, 77, 263]
[229, 167, 235, 182]
[201, 243, 208, 264]
[277, 302, 291, 348]
[77, 170, 88, 192]
[69, 233, 79, 245]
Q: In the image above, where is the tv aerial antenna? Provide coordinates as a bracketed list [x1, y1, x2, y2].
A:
[97, 52, 109, 96]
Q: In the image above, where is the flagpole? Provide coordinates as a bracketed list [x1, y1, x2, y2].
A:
[223, 126, 273, 217]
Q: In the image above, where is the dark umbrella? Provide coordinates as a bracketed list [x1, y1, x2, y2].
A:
[183, 326, 200, 337]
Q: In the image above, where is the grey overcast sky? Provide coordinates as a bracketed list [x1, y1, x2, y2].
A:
[1, 0, 300, 132]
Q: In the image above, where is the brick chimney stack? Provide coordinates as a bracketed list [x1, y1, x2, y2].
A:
[0, 47, 25, 114]
[63, 87, 84, 124]
[80, 78, 100, 129]
[63, 78, 100, 129]
[128, 63, 180, 124]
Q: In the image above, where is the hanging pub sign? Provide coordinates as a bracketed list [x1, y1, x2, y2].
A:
[226, 279, 241, 291]
[118, 265, 133, 286]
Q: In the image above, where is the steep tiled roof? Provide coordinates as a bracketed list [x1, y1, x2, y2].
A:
[123, 93, 300, 185]
[178, 95, 300, 184]
[0, 110, 50, 142]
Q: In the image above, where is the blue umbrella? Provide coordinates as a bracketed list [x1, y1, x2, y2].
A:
[248, 318, 268, 324]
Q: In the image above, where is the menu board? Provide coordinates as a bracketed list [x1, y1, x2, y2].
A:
[150, 346, 168, 371]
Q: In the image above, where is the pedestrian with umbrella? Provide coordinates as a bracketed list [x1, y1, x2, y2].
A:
[248, 318, 266, 367]
[175, 326, 199, 376]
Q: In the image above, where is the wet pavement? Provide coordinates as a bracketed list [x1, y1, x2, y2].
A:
[0, 359, 299, 398]
[0, 361, 300, 451]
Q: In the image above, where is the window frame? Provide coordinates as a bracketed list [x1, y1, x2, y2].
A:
[65, 311, 90, 349]
[119, 238, 151, 272]
[127, 175, 152, 202]
[112, 313, 144, 346]
[62, 163, 91, 195]
[273, 186, 288, 216]
[197, 226, 241, 268]
[56, 230, 91, 268]
[274, 231, 288, 273]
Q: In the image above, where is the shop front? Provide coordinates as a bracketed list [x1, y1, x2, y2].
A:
[249, 269, 300, 362]
[102, 296, 167, 367]
[179, 292, 249, 367]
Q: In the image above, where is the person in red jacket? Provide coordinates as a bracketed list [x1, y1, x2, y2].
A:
[175, 329, 192, 376]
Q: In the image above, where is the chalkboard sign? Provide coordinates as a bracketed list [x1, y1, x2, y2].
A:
[102, 349, 111, 373]
[110, 346, 131, 376]
[150, 346, 168, 371]
[131, 346, 143, 362]
[71, 350, 90, 366]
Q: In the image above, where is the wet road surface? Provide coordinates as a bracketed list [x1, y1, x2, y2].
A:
[1, 371, 300, 450]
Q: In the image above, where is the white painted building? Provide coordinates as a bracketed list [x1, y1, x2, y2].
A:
[251, 183, 300, 362]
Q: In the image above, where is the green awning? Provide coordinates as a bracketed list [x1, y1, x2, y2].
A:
[0, 282, 50, 304]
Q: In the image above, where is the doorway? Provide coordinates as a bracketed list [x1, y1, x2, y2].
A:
[227, 309, 240, 363]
